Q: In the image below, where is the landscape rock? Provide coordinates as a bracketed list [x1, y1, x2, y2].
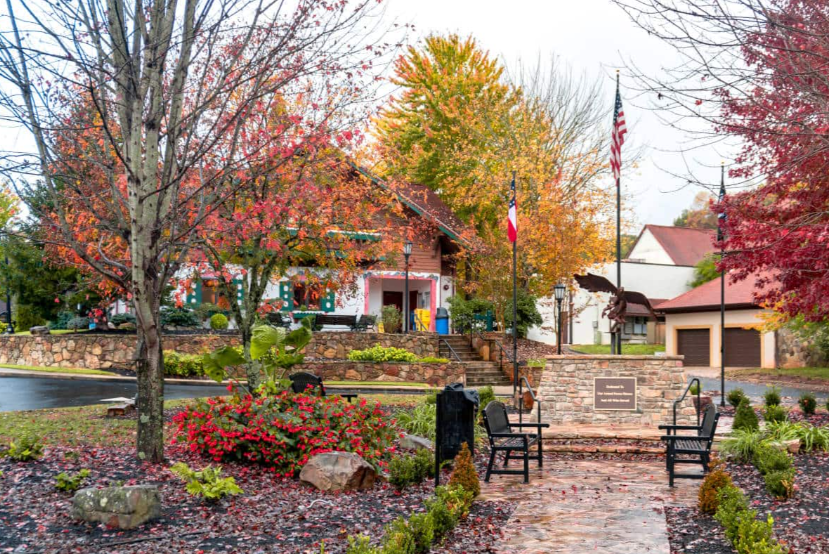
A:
[784, 438, 801, 454]
[299, 452, 376, 491]
[72, 485, 161, 529]
[29, 326, 50, 336]
[399, 433, 433, 451]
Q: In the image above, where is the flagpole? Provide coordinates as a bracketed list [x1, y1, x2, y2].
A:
[615, 70, 622, 356]
[512, 171, 519, 403]
[719, 162, 726, 407]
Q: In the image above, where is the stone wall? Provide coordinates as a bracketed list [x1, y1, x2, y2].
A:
[533, 355, 695, 426]
[775, 327, 827, 369]
[306, 332, 440, 360]
[296, 361, 465, 387]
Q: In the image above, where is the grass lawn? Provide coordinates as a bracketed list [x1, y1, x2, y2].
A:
[0, 394, 424, 449]
[571, 343, 666, 355]
[0, 363, 116, 376]
[12, 329, 89, 336]
[731, 366, 829, 383]
[326, 380, 428, 388]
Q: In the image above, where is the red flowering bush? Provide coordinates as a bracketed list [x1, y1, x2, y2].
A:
[172, 390, 399, 477]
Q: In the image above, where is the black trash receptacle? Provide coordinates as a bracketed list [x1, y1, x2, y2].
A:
[435, 383, 479, 484]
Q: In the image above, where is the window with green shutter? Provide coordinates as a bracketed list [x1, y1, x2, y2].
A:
[186, 281, 202, 306]
[321, 291, 336, 313]
[232, 278, 244, 304]
[279, 281, 292, 311]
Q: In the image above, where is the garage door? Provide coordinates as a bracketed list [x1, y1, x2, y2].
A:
[724, 328, 761, 367]
[677, 329, 710, 366]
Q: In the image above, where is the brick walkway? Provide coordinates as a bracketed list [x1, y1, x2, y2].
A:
[480, 457, 700, 554]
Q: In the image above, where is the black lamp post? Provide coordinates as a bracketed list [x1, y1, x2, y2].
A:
[554, 283, 566, 354]
[403, 240, 412, 334]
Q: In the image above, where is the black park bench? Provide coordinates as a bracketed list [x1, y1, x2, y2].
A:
[289, 371, 358, 404]
[482, 400, 549, 483]
[660, 403, 720, 487]
[310, 314, 357, 331]
[265, 312, 292, 329]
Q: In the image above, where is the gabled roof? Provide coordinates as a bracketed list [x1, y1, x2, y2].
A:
[658, 273, 773, 313]
[351, 164, 479, 249]
[629, 224, 716, 266]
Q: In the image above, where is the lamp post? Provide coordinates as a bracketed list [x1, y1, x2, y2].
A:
[403, 240, 412, 334]
[554, 283, 566, 355]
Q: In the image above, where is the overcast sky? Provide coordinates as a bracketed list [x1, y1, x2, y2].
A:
[384, 0, 729, 229]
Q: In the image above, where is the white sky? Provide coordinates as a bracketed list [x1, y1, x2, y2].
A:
[383, 0, 727, 228]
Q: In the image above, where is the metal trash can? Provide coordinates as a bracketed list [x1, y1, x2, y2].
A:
[435, 383, 479, 484]
[435, 307, 449, 335]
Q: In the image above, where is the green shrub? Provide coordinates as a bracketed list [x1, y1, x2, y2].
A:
[752, 443, 792, 475]
[763, 404, 787, 424]
[733, 399, 759, 432]
[163, 351, 204, 377]
[448, 442, 479, 498]
[689, 383, 700, 395]
[764, 420, 802, 442]
[698, 459, 733, 514]
[504, 288, 543, 339]
[720, 429, 764, 462]
[381, 305, 402, 334]
[348, 345, 417, 363]
[477, 386, 495, 415]
[727, 388, 748, 408]
[799, 392, 817, 415]
[1, 435, 44, 461]
[763, 386, 781, 407]
[406, 512, 434, 554]
[194, 303, 225, 322]
[795, 424, 829, 452]
[763, 468, 796, 500]
[160, 306, 200, 328]
[446, 295, 494, 334]
[417, 356, 450, 363]
[435, 483, 475, 520]
[388, 449, 434, 491]
[394, 404, 436, 441]
[714, 484, 750, 544]
[424, 389, 439, 405]
[110, 313, 136, 327]
[382, 516, 418, 554]
[66, 316, 89, 329]
[169, 462, 243, 502]
[15, 304, 46, 331]
[55, 469, 90, 492]
[424, 494, 458, 540]
[210, 313, 229, 330]
[345, 536, 381, 554]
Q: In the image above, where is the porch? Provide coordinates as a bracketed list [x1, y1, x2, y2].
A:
[363, 272, 439, 332]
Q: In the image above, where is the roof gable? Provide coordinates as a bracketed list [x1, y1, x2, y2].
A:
[628, 224, 716, 266]
[658, 272, 773, 312]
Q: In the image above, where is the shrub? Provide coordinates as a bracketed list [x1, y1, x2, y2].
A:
[394, 403, 436, 441]
[448, 442, 479, 498]
[417, 356, 450, 363]
[210, 313, 229, 330]
[160, 306, 200, 328]
[381, 305, 402, 334]
[169, 462, 242, 502]
[436, 483, 475, 520]
[348, 345, 417, 363]
[727, 388, 748, 408]
[110, 313, 136, 327]
[163, 351, 204, 377]
[764, 469, 796, 500]
[504, 288, 542, 338]
[477, 386, 495, 418]
[795, 424, 829, 452]
[15, 304, 46, 331]
[763, 386, 782, 407]
[388, 449, 434, 491]
[764, 420, 802, 442]
[55, 469, 90, 492]
[689, 382, 700, 395]
[424, 493, 458, 540]
[1, 435, 44, 461]
[798, 392, 817, 415]
[714, 484, 750, 544]
[446, 295, 494, 334]
[406, 512, 434, 554]
[733, 400, 759, 432]
[173, 391, 398, 476]
[194, 303, 225, 322]
[720, 429, 764, 462]
[345, 536, 381, 554]
[66, 316, 90, 329]
[698, 459, 733, 514]
[382, 516, 418, 554]
[763, 404, 787, 424]
[424, 389, 439, 405]
[752, 443, 792, 475]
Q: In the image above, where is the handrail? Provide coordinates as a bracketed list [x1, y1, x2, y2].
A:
[672, 377, 701, 430]
[439, 338, 462, 362]
[518, 376, 541, 427]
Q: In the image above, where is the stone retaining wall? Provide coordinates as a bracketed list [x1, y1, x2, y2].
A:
[533, 355, 695, 426]
[296, 361, 465, 387]
[775, 327, 827, 369]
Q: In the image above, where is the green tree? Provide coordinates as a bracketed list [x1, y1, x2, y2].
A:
[504, 288, 543, 339]
[673, 191, 718, 229]
[689, 254, 721, 288]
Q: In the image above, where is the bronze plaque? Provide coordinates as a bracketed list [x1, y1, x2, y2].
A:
[594, 377, 637, 411]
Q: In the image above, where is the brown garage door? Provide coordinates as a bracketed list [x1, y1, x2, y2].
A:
[677, 329, 710, 366]
[724, 328, 761, 367]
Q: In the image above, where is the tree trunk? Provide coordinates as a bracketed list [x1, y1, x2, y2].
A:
[135, 321, 165, 463]
[241, 325, 261, 390]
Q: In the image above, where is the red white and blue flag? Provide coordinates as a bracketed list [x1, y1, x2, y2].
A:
[507, 175, 517, 243]
[610, 79, 627, 182]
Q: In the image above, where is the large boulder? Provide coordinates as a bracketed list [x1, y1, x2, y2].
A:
[72, 485, 161, 529]
[299, 452, 376, 492]
[399, 433, 433, 452]
[29, 326, 51, 336]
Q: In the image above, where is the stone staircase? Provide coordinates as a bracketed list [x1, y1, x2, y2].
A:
[439, 335, 512, 387]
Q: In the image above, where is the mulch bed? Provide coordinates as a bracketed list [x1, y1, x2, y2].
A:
[666, 506, 734, 554]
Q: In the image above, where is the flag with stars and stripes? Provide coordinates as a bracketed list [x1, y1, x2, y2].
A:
[610, 79, 627, 182]
[507, 175, 517, 243]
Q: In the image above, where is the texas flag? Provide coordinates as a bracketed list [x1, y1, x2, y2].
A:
[508, 175, 517, 243]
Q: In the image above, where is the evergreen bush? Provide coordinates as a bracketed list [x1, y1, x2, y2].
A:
[733, 399, 759, 432]
[448, 442, 480, 498]
[727, 388, 748, 408]
[798, 392, 817, 415]
[210, 313, 229, 330]
[763, 386, 781, 407]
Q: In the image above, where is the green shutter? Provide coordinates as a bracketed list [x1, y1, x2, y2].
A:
[279, 281, 292, 311]
[232, 278, 244, 303]
[321, 291, 336, 313]
[187, 281, 202, 306]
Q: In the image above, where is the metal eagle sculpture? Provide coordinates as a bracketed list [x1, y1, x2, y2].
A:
[573, 273, 658, 336]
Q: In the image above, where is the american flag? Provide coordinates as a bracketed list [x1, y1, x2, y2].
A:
[507, 175, 517, 243]
[610, 79, 627, 182]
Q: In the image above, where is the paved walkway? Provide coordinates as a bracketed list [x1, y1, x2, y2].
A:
[481, 458, 699, 554]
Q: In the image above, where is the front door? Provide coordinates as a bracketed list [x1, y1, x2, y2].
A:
[383, 291, 403, 312]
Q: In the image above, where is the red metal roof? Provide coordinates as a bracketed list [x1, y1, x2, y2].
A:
[630, 225, 716, 266]
[658, 273, 772, 312]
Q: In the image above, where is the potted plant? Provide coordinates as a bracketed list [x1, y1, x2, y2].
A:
[381, 305, 402, 334]
[690, 382, 713, 416]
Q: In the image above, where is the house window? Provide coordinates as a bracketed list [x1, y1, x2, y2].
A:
[624, 317, 648, 336]
[293, 282, 324, 311]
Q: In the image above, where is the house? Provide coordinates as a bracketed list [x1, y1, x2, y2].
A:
[659, 273, 775, 368]
[528, 224, 716, 346]
[183, 168, 475, 332]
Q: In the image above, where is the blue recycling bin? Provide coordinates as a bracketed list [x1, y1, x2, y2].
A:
[435, 307, 449, 334]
